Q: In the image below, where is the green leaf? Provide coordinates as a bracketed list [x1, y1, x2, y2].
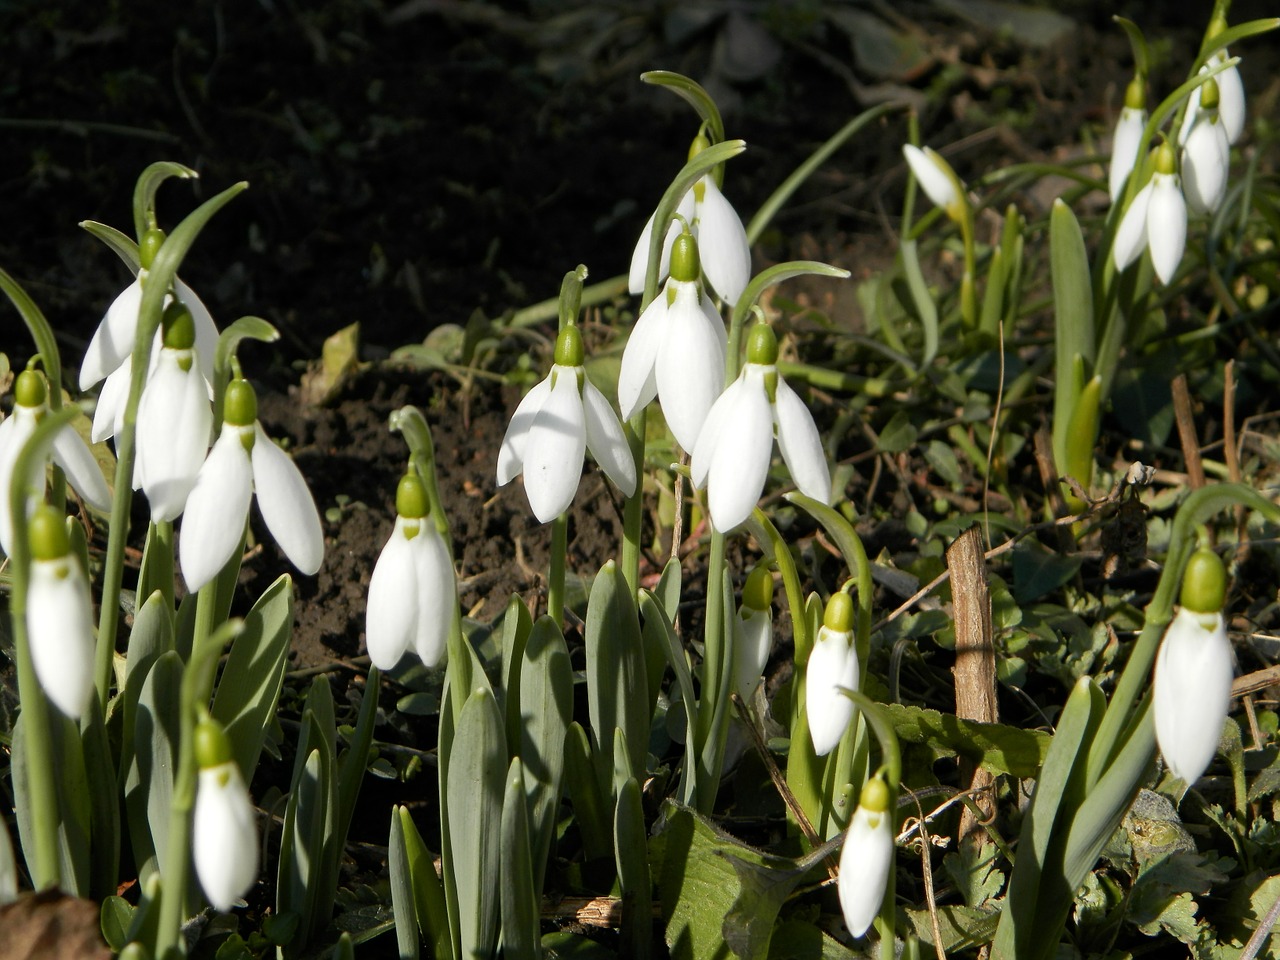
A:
[100, 896, 134, 952]
[124, 650, 183, 886]
[564, 722, 611, 862]
[1049, 199, 1094, 477]
[447, 686, 506, 960]
[278, 743, 332, 956]
[1011, 539, 1082, 605]
[876, 409, 917, 454]
[388, 805, 420, 960]
[640, 71, 724, 146]
[615, 777, 652, 960]
[500, 759, 540, 960]
[210, 574, 294, 782]
[399, 807, 452, 960]
[335, 664, 381, 872]
[882, 703, 1048, 778]
[502, 594, 534, 751]
[899, 240, 939, 366]
[651, 801, 812, 960]
[764, 920, 856, 960]
[584, 560, 648, 796]
[943, 843, 1006, 908]
[904, 904, 1000, 953]
[80, 698, 121, 900]
[518, 616, 573, 892]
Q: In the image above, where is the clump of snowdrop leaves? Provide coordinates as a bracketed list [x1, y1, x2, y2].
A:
[134, 303, 213, 521]
[179, 377, 324, 592]
[1113, 141, 1186, 284]
[0, 369, 111, 555]
[366, 471, 455, 670]
[1109, 74, 1149, 203]
[691, 321, 830, 532]
[497, 324, 636, 524]
[838, 776, 894, 938]
[618, 230, 727, 452]
[25, 504, 96, 719]
[1154, 546, 1234, 786]
[192, 717, 258, 911]
[805, 590, 859, 756]
[1180, 77, 1231, 215]
[628, 134, 751, 306]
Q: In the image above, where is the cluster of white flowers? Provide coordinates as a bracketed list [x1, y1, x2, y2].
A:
[1110, 39, 1246, 285]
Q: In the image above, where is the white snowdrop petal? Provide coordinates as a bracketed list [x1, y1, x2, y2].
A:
[80, 278, 143, 390]
[251, 424, 324, 576]
[902, 145, 958, 211]
[1154, 608, 1233, 784]
[176, 278, 220, 385]
[838, 804, 893, 937]
[694, 176, 752, 306]
[1109, 107, 1147, 203]
[581, 379, 636, 496]
[1183, 118, 1229, 214]
[617, 295, 667, 421]
[656, 283, 726, 451]
[0, 412, 34, 555]
[1215, 58, 1245, 145]
[181, 425, 254, 592]
[193, 763, 259, 911]
[706, 367, 773, 531]
[91, 359, 132, 444]
[410, 525, 455, 668]
[627, 195, 693, 295]
[773, 379, 831, 505]
[27, 557, 95, 719]
[806, 626, 858, 756]
[50, 425, 111, 514]
[1147, 174, 1187, 285]
[365, 523, 419, 670]
[497, 376, 553, 487]
[523, 369, 587, 523]
[137, 352, 212, 521]
[690, 376, 744, 488]
[1112, 181, 1154, 273]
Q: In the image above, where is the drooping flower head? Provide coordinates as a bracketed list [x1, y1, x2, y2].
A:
[691, 321, 830, 532]
[732, 565, 774, 702]
[1109, 74, 1149, 203]
[618, 230, 727, 451]
[0, 369, 111, 555]
[805, 590, 859, 756]
[628, 133, 752, 305]
[902, 144, 966, 223]
[366, 471, 456, 670]
[1154, 546, 1234, 786]
[497, 325, 636, 524]
[1113, 141, 1186, 284]
[838, 776, 894, 938]
[25, 504, 95, 719]
[134, 303, 214, 522]
[179, 378, 324, 592]
[193, 716, 258, 911]
[1180, 77, 1231, 215]
[1179, 15, 1245, 149]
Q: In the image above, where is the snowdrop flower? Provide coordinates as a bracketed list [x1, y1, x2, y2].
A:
[1113, 142, 1186, 284]
[732, 566, 774, 702]
[902, 144, 964, 221]
[0, 370, 111, 555]
[805, 591, 859, 756]
[618, 231, 727, 451]
[838, 777, 894, 938]
[80, 267, 219, 393]
[366, 472, 455, 669]
[628, 136, 751, 305]
[1180, 78, 1231, 215]
[193, 718, 258, 911]
[1179, 48, 1245, 148]
[1109, 76, 1148, 203]
[1154, 547, 1233, 785]
[691, 322, 830, 532]
[134, 305, 213, 521]
[25, 505, 95, 719]
[497, 325, 636, 524]
[179, 378, 324, 592]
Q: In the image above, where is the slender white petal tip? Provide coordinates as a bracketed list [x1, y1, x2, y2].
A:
[805, 624, 859, 756]
[193, 762, 259, 911]
[1154, 607, 1233, 785]
[251, 424, 324, 576]
[903, 144, 960, 213]
[27, 557, 96, 719]
[366, 521, 419, 669]
[1147, 173, 1187, 285]
[694, 177, 751, 305]
[838, 781, 894, 938]
[1108, 107, 1147, 203]
[180, 424, 254, 592]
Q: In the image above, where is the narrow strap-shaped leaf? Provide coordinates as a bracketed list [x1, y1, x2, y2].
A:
[388, 806, 420, 960]
[900, 240, 940, 366]
[518, 616, 572, 892]
[640, 71, 724, 146]
[335, 664, 381, 851]
[615, 777, 652, 960]
[500, 758, 541, 960]
[124, 650, 184, 886]
[564, 722, 612, 862]
[118, 591, 174, 786]
[399, 807, 452, 960]
[1049, 199, 1095, 478]
[80, 694, 121, 900]
[502, 594, 534, 753]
